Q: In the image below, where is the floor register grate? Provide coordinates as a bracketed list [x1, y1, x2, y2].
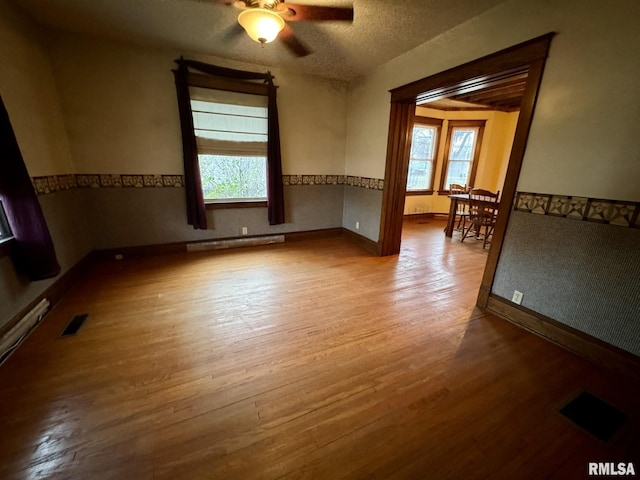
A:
[559, 391, 627, 442]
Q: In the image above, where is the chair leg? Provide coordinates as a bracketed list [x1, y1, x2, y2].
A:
[458, 215, 466, 231]
[461, 221, 473, 242]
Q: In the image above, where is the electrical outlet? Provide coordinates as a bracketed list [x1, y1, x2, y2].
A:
[241, 227, 248, 235]
[355, 221, 360, 230]
[512, 290, 524, 305]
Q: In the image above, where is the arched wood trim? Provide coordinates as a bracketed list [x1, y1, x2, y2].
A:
[378, 33, 555, 308]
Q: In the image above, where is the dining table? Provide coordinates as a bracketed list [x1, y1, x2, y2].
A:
[445, 193, 499, 237]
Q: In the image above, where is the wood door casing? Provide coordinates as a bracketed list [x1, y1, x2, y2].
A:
[378, 33, 555, 308]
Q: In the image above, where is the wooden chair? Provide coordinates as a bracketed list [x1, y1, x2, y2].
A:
[468, 188, 499, 200]
[461, 188, 499, 249]
[449, 184, 469, 232]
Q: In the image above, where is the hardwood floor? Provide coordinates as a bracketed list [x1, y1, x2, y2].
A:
[1, 219, 638, 479]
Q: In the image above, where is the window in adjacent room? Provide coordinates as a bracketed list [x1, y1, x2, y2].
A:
[0, 200, 12, 241]
[190, 87, 268, 204]
[440, 120, 485, 192]
[406, 117, 442, 194]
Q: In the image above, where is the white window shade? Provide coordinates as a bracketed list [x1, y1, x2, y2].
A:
[188, 86, 269, 202]
[189, 87, 268, 144]
[189, 87, 268, 107]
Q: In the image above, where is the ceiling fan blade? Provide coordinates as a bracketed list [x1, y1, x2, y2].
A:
[279, 24, 312, 57]
[281, 4, 354, 22]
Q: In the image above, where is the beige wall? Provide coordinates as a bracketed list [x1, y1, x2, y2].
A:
[47, 31, 348, 176]
[404, 107, 518, 214]
[0, 2, 91, 330]
[0, 0, 73, 176]
[346, 0, 640, 202]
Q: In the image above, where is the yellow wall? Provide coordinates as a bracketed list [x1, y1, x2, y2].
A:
[404, 108, 518, 214]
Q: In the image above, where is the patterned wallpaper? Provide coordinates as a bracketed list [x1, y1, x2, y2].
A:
[31, 174, 384, 195]
[32, 179, 639, 228]
[514, 192, 640, 229]
[283, 175, 384, 190]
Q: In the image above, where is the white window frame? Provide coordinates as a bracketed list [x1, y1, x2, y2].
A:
[406, 117, 442, 194]
[439, 120, 485, 192]
[187, 76, 271, 207]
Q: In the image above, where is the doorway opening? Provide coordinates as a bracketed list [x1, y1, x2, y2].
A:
[403, 69, 525, 240]
[378, 33, 554, 307]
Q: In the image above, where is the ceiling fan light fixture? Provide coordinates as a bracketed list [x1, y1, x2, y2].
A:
[238, 8, 285, 44]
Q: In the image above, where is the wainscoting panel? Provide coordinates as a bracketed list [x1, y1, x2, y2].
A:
[0, 189, 92, 331]
[492, 209, 640, 356]
[342, 186, 384, 242]
[82, 185, 345, 250]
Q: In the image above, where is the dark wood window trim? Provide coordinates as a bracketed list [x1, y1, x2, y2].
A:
[188, 72, 269, 96]
[205, 201, 267, 209]
[406, 116, 443, 195]
[438, 119, 486, 194]
[415, 116, 443, 126]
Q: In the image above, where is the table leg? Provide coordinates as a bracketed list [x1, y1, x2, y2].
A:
[445, 198, 457, 237]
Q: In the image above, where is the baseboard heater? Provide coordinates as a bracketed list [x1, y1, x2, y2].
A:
[0, 298, 50, 366]
[186, 234, 285, 252]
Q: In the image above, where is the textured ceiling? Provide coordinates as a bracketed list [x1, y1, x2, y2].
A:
[11, 0, 507, 82]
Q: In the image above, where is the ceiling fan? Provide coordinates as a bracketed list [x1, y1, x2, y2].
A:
[214, 0, 354, 57]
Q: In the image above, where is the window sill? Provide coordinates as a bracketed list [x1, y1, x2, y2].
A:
[0, 237, 15, 258]
[406, 190, 434, 196]
[205, 201, 268, 209]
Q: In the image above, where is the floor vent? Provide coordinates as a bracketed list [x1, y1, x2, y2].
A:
[61, 314, 89, 337]
[559, 391, 627, 442]
[186, 235, 284, 252]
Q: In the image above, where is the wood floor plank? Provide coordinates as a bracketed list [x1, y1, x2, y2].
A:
[1, 219, 638, 479]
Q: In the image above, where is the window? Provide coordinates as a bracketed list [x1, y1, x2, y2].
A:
[190, 87, 268, 203]
[174, 59, 285, 228]
[406, 117, 442, 194]
[440, 120, 485, 192]
[0, 200, 11, 241]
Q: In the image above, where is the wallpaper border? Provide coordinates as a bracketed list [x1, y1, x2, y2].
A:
[31, 174, 385, 195]
[283, 175, 384, 190]
[514, 191, 640, 228]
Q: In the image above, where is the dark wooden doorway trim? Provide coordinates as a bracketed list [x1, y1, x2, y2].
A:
[378, 33, 555, 307]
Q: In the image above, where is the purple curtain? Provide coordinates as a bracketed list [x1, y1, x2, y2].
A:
[173, 58, 285, 226]
[173, 63, 207, 229]
[266, 85, 285, 225]
[0, 96, 60, 280]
